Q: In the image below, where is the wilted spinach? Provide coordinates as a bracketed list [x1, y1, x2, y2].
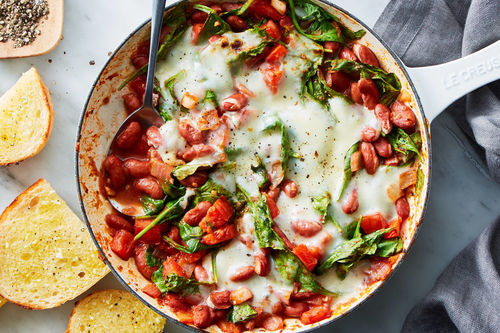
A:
[151, 270, 204, 295]
[338, 141, 360, 200]
[386, 128, 421, 164]
[141, 195, 166, 216]
[251, 154, 270, 190]
[311, 192, 341, 230]
[193, 4, 231, 44]
[145, 246, 161, 268]
[227, 303, 258, 323]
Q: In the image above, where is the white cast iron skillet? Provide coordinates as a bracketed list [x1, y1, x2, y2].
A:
[75, 1, 500, 331]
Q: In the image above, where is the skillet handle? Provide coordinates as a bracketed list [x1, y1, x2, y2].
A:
[405, 40, 500, 123]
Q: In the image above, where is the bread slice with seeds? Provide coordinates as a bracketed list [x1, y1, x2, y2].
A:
[67, 289, 166, 333]
[0, 178, 109, 309]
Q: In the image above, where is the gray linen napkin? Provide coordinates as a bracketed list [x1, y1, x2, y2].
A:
[373, 1, 500, 332]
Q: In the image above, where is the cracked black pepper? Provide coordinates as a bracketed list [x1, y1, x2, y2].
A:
[0, 0, 49, 48]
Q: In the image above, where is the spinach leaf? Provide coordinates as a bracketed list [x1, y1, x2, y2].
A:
[238, 185, 285, 250]
[134, 195, 189, 241]
[222, 0, 255, 17]
[386, 128, 421, 164]
[328, 59, 401, 106]
[251, 154, 270, 190]
[225, 147, 244, 159]
[163, 234, 217, 254]
[274, 250, 337, 296]
[173, 163, 210, 180]
[161, 181, 186, 199]
[415, 167, 424, 195]
[376, 238, 403, 258]
[229, 38, 272, 69]
[311, 192, 341, 230]
[227, 303, 258, 323]
[287, 0, 365, 43]
[193, 4, 231, 44]
[262, 115, 299, 177]
[146, 246, 160, 267]
[201, 89, 219, 108]
[195, 179, 238, 206]
[141, 195, 166, 216]
[338, 141, 360, 200]
[179, 221, 204, 240]
[301, 64, 353, 108]
[151, 270, 201, 295]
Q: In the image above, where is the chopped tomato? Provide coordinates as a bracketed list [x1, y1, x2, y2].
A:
[110, 229, 135, 260]
[260, 62, 284, 94]
[176, 250, 207, 264]
[264, 193, 280, 219]
[361, 212, 387, 234]
[129, 74, 147, 96]
[293, 244, 318, 271]
[300, 305, 332, 324]
[142, 283, 162, 298]
[279, 16, 294, 30]
[217, 320, 242, 333]
[250, 2, 282, 21]
[384, 217, 402, 239]
[260, 19, 282, 39]
[134, 219, 162, 244]
[206, 121, 230, 148]
[163, 257, 187, 279]
[176, 310, 195, 325]
[201, 224, 237, 245]
[191, 23, 204, 44]
[308, 246, 323, 260]
[203, 196, 234, 229]
[265, 44, 288, 64]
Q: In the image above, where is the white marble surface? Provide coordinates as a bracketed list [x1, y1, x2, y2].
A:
[0, 0, 499, 332]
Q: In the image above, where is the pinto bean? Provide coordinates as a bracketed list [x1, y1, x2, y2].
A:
[230, 265, 255, 282]
[227, 15, 247, 32]
[326, 70, 351, 92]
[178, 120, 203, 145]
[179, 171, 208, 188]
[184, 201, 212, 227]
[193, 305, 213, 329]
[146, 126, 163, 148]
[261, 314, 284, 331]
[324, 41, 340, 55]
[291, 219, 322, 237]
[221, 93, 248, 112]
[122, 93, 141, 113]
[103, 155, 127, 189]
[391, 101, 416, 131]
[282, 179, 298, 198]
[163, 294, 189, 311]
[283, 302, 309, 318]
[353, 44, 380, 67]
[209, 290, 232, 309]
[350, 81, 363, 105]
[105, 214, 134, 233]
[350, 150, 363, 172]
[374, 104, 393, 134]
[342, 188, 359, 214]
[358, 78, 380, 110]
[361, 126, 380, 142]
[123, 159, 150, 178]
[395, 197, 410, 220]
[231, 287, 253, 305]
[373, 137, 392, 158]
[254, 250, 270, 276]
[360, 142, 380, 175]
[116, 121, 142, 149]
[339, 46, 358, 61]
[134, 177, 164, 199]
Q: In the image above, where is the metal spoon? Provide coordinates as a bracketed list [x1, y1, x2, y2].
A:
[107, 0, 166, 216]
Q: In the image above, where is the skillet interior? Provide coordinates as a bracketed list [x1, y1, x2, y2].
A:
[75, 1, 431, 331]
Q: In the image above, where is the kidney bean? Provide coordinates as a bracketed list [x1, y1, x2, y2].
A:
[391, 101, 416, 131]
[131, 55, 148, 69]
[358, 78, 380, 110]
[221, 93, 248, 112]
[122, 93, 141, 113]
[142, 283, 162, 299]
[145, 126, 163, 148]
[374, 104, 393, 134]
[194, 264, 210, 282]
[184, 201, 212, 226]
[361, 126, 380, 142]
[360, 142, 380, 175]
[350, 150, 363, 172]
[283, 302, 309, 318]
[272, 302, 284, 315]
[230, 265, 255, 282]
[191, 10, 208, 23]
[262, 314, 284, 331]
[193, 305, 213, 329]
[395, 197, 410, 220]
[342, 188, 359, 214]
[183, 144, 214, 162]
[179, 171, 208, 188]
[123, 159, 150, 178]
[282, 179, 298, 198]
[164, 294, 189, 311]
[134, 177, 164, 199]
[209, 290, 232, 309]
[105, 213, 134, 233]
[350, 81, 363, 104]
[103, 155, 127, 189]
[221, 2, 242, 11]
[326, 70, 351, 92]
[134, 243, 157, 279]
[210, 4, 223, 13]
[116, 121, 142, 150]
[353, 44, 380, 67]
[254, 250, 270, 276]
[178, 120, 203, 145]
[227, 15, 247, 32]
[339, 46, 358, 61]
[231, 287, 253, 305]
[324, 41, 340, 55]
[291, 291, 317, 300]
[291, 219, 322, 237]
[373, 137, 392, 158]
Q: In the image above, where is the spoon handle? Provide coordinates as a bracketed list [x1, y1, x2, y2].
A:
[143, 0, 167, 108]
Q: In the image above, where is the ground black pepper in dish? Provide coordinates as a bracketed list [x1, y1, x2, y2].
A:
[0, 0, 49, 47]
